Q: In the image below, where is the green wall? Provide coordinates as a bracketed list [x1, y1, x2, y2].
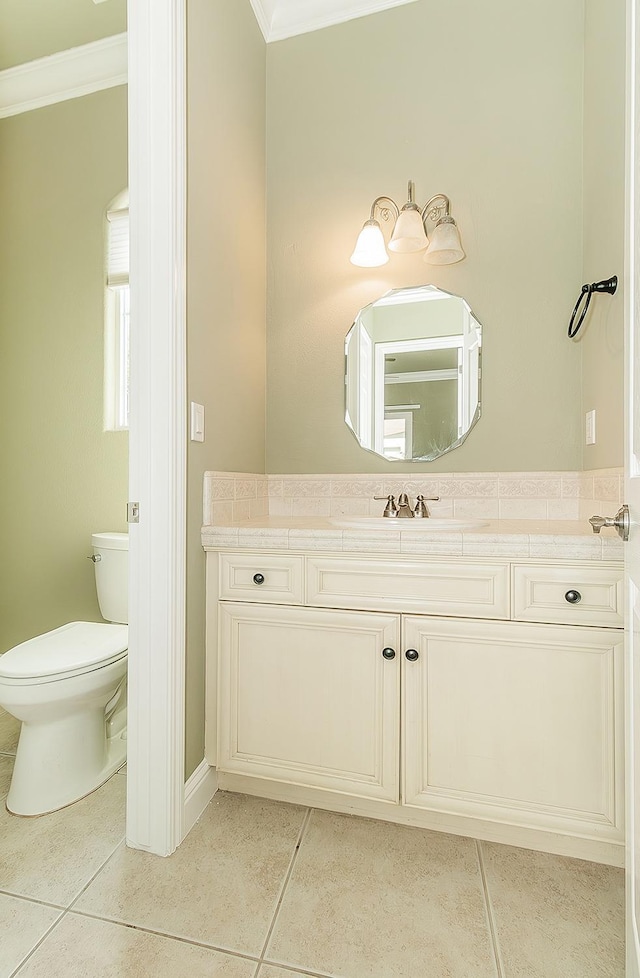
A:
[581, 0, 626, 469]
[265, 0, 585, 473]
[0, 86, 129, 653]
[186, 0, 266, 778]
[0, 0, 127, 70]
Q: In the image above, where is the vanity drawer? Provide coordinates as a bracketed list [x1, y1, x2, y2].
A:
[307, 557, 510, 619]
[219, 553, 304, 605]
[512, 564, 623, 628]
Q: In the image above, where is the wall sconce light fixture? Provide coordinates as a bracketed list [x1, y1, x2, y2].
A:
[350, 180, 465, 268]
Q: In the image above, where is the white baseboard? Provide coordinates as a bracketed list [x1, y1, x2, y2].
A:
[183, 761, 218, 837]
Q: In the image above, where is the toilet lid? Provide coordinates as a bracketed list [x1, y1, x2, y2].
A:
[0, 622, 128, 681]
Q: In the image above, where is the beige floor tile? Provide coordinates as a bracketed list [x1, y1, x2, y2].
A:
[0, 707, 20, 754]
[481, 842, 624, 977]
[0, 758, 126, 906]
[0, 894, 61, 978]
[75, 792, 307, 956]
[0, 755, 12, 796]
[266, 810, 497, 978]
[14, 913, 258, 978]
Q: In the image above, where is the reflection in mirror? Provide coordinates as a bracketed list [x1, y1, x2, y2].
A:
[345, 286, 482, 461]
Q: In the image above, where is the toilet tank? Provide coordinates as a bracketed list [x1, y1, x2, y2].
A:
[92, 532, 128, 624]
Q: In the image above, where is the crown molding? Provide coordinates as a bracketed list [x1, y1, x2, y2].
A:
[249, 0, 271, 41]
[250, 0, 418, 42]
[0, 32, 127, 119]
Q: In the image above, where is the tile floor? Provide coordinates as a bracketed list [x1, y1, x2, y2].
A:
[0, 706, 625, 977]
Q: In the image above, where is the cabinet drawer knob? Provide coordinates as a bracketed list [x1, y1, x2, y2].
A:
[253, 573, 265, 585]
[405, 649, 419, 662]
[564, 589, 582, 604]
[382, 647, 396, 660]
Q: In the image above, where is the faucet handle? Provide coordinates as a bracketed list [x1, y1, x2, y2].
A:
[374, 494, 398, 517]
[414, 494, 440, 518]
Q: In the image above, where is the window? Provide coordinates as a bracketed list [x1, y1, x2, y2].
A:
[104, 190, 130, 430]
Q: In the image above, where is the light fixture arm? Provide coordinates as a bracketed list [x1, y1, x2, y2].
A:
[420, 193, 452, 227]
[367, 188, 451, 228]
[351, 182, 464, 268]
[369, 195, 400, 226]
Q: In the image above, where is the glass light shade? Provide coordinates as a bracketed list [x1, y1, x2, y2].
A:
[350, 220, 389, 267]
[388, 206, 429, 253]
[423, 219, 465, 265]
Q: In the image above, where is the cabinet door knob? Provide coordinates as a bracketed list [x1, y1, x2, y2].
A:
[405, 649, 419, 662]
[253, 573, 265, 585]
[564, 589, 582, 604]
[382, 647, 396, 660]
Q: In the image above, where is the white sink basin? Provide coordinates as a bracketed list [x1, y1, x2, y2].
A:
[330, 517, 489, 530]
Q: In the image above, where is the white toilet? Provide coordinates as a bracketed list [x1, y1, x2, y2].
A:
[0, 532, 128, 816]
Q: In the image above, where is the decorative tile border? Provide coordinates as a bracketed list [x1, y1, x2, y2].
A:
[203, 468, 623, 526]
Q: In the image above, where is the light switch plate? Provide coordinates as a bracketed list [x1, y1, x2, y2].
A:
[190, 402, 205, 442]
[585, 409, 596, 445]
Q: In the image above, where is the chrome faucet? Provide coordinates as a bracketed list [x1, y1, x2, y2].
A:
[396, 493, 414, 517]
[374, 493, 440, 517]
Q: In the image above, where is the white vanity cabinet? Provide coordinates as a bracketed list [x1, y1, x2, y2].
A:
[207, 550, 624, 865]
[217, 602, 400, 802]
[401, 615, 622, 843]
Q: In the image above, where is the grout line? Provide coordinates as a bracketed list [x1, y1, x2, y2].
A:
[258, 807, 313, 965]
[67, 834, 127, 911]
[10, 905, 264, 974]
[0, 889, 65, 911]
[5, 834, 128, 977]
[69, 907, 263, 962]
[475, 840, 505, 978]
[260, 962, 336, 978]
[8, 906, 67, 978]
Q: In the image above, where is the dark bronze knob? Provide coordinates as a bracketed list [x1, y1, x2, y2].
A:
[565, 589, 582, 604]
[405, 649, 419, 662]
[253, 573, 265, 585]
[382, 648, 396, 660]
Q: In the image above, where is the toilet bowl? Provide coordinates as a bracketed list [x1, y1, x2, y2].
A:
[0, 532, 129, 816]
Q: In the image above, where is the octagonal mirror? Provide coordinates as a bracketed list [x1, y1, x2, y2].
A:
[345, 285, 482, 462]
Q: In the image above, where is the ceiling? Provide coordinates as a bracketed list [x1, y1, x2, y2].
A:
[249, 0, 419, 42]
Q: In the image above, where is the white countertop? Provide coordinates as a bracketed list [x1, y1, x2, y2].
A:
[201, 517, 623, 561]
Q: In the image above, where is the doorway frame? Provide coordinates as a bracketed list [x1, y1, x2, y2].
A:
[125, 0, 188, 856]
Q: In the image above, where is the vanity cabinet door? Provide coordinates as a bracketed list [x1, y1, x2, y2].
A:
[218, 602, 400, 802]
[402, 616, 623, 844]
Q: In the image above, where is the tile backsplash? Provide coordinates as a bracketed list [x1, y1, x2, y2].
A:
[204, 472, 269, 524]
[203, 469, 623, 525]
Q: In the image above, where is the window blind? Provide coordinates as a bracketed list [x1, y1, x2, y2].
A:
[107, 207, 129, 288]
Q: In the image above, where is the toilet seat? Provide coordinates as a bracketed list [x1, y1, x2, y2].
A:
[0, 621, 128, 685]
